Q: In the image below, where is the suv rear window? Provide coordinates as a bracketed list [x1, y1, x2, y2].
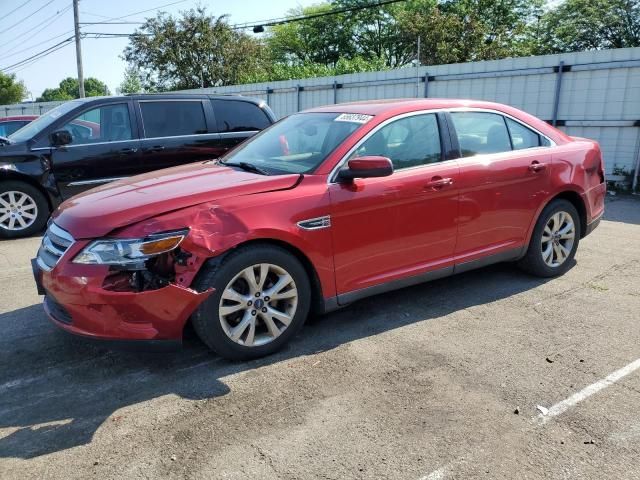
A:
[211, 99, 271, 133]
[140, 101, 207, 138]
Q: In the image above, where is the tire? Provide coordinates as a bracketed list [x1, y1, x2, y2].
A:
[0, 180, 49, 239]
[518, 199, 581, 278]
[191, 244, 311, 360]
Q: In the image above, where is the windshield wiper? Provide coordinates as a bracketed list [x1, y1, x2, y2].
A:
[223, 161, 269, 176]
[0, 136, 12, 146]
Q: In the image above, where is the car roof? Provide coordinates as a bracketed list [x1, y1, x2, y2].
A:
[69, 93, 266, 106]
[304, 98, 570, 145]
[304, 98, 521, 115]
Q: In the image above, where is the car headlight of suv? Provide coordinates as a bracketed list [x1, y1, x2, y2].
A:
[72, 229, 188, 266]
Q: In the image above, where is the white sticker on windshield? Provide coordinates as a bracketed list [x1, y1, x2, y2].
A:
[335, 113, 373, 124]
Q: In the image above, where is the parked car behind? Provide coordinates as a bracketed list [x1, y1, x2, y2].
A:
[33, 99, 606, 360]
[0, 115, 38, 137]
[0, 94, 276, 238]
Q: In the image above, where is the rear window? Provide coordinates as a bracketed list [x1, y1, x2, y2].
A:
[211, 99, 271, 133]
[140, 101, 207, 138]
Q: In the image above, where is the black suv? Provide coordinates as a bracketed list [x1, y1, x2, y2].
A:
[0, 94, 276, 238]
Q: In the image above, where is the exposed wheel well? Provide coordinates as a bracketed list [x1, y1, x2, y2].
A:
[0, 172, 53, 212]
[548, 190, 587, 238]
[206, 238, 326, 315]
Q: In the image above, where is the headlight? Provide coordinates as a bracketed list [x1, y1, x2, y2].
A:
[73, 229, 188, 266]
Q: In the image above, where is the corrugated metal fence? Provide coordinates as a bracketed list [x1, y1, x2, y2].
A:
[3, 47, 640, 175]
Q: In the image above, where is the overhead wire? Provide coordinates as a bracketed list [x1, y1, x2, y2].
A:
[0, 0, 60, 36]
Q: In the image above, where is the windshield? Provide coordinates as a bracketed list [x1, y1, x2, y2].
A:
[221, 112, 371, 174]
[9, 101, 83, 143]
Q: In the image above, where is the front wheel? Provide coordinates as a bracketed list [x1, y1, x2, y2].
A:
[519, 199, 581, 277]
[0, 181, 49, 239]
[191, 245, 311, 360]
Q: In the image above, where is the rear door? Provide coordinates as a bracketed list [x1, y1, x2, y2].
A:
[210, 99, 273, 154]
[136, 99, 223, 170]
[50, 101, 141, 199]
[449, 110, 552, 264]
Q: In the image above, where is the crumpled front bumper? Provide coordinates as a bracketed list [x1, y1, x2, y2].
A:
[38, 247, 213, 344]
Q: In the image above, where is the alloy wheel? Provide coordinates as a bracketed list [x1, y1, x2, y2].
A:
[0, 191, 38, 231]
[219, 263, 298, 347]
[541, 210, 575, 267]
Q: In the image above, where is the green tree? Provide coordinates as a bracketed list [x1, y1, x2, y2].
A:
[123, 8, 264, 90]
[267, 4, 356, 66]
[37, 77, 110, 102]
[117, 66, 145, 94]
[540, 0, 640, 53]
[0, 72, 28, 104]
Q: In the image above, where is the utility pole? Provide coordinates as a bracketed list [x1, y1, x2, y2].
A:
[73, 0, 85, 98]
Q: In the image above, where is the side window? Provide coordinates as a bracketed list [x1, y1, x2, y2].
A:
[60, 104, 132, 144]
[349, 113, 442, 170]
[211, 99, 271, 132]
[450, 112, 511, 157]
[0, 121, 28, 136]
[505, 117, 541, 150]
[140, 101, 207, 138]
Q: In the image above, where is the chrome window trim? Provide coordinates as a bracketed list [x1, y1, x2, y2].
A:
[139, 132, 218, 141]
[328, 107, 556, 184]
[49, 139, 137, 148]
[218, 130, 259, 136]
[328, 109, 441, 184]
[67, 177, 126, 187]
[446, 107, 557, 147]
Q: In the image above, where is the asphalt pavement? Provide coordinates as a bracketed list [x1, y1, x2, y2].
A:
[1, 195, 639, 479]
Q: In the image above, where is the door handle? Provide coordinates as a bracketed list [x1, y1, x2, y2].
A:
[425, 177, 454, 190]
[529, 161, 546, 172]
[142, 145, 166, 153]
[118, 147, 138, 155]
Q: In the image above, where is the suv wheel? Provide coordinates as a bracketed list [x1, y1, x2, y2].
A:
[519, 199, 581, 277]
[191, 244, 311, 360]
[0, 181, 49, 239]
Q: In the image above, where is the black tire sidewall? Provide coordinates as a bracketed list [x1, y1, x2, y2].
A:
[524, 199, 581, 277]
[0, 181, 49, 239]
[191, 245, 311, 360]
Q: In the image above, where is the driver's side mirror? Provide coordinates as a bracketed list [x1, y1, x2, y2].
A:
[50, 130, 72, 147]
[337, 156, 394, 182]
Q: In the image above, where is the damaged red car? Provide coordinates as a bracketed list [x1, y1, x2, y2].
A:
[33, 99, 606, 360]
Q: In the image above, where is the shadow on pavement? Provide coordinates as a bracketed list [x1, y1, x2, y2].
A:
[603, 195, 640, 226]
[0, 262, 555, 459]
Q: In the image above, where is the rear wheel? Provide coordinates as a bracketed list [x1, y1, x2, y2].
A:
[519, 199, 580, 277]
[0, 181, 49, 239]
[191, 245, 311, 360]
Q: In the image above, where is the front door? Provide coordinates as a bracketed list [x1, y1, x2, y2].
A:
[329, 112, 459, 300]
[51, 101, 141, 199]
[449, 110, 552, 263]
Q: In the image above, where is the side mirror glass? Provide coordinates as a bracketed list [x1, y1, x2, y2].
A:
[337, 156, 394, 182]
[50, 130, 72, 147]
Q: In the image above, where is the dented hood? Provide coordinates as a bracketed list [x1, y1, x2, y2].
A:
[53, 162, 301, 239]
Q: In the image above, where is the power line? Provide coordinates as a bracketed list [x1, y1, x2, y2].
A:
[0, 0, 60, 36]
[80, 0, 189, 24]
[1, 37, 74, 72]
[1, 0, 37, 23]
[3, 4, 73, 56]
[84, 0, 408, 38]
[234, 0, 407, 30]
[9, 41, 74, 74]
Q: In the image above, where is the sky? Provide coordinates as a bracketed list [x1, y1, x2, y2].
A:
[1, 0, 318, 99]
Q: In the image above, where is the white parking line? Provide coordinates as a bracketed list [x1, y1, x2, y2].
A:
[538, 357, 640, 424]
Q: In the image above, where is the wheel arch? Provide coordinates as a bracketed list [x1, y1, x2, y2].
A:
[196, 237, 326, 316]
[0, 171, 54, 212]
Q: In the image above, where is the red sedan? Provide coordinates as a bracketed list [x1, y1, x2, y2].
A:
[33, 99, 606, 360]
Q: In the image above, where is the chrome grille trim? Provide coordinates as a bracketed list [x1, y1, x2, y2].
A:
[37, 223, 75, 271]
